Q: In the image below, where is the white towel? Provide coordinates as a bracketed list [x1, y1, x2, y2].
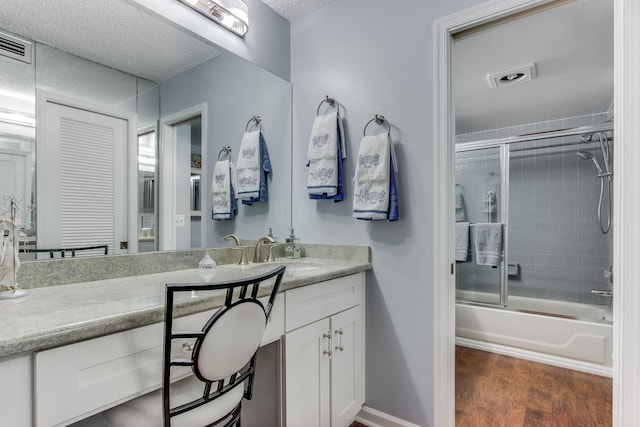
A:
[307, 111, 345, 195]
[212, 160, 237, 220]
[352, 133, 396, 220]
[475, 223, 503, 267]
[455, 222, 470, 262]
[236, 130, 261, 200]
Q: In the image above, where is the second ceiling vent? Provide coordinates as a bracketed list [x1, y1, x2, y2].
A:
[0, 30, 32, 64]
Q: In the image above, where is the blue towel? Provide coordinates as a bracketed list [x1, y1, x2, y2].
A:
[475, 223, 503, 267]
[242, 133, 271, 206]
[455, 222, 470, 261]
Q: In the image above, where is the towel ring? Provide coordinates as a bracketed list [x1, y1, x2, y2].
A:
[316, 95, 341, 116]
[363, 114, 390, 137]
[217, 146, 232, 160]
[245, 115, 262, 132]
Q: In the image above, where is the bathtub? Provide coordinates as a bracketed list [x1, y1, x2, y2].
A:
[456, 291, 613, 376]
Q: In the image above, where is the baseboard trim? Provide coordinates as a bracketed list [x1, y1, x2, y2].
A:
[355, 406, 422, 427]
[456, 337, 613, 378]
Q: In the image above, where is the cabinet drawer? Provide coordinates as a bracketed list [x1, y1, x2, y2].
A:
[34, 309, 211, 427]
[34, 296, 283, 427]
[285, 273, 363, 332]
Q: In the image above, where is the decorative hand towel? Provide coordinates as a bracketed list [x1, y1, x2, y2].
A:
[307, 111, 346, 202]
[236, 130, 271, 205]
[455, 222, 470, 262]
[352, 133, 399, 221]
[211, 159, 238, 221]
[474, 223, 503, 267]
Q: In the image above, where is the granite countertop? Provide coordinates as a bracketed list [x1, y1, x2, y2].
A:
[0, 258, 371, 359]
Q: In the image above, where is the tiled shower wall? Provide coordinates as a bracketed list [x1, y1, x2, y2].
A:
[456, 112, 613, 306]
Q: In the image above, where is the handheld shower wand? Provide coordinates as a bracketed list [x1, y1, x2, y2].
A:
[577, 151, 611, 234]
[576, 151, 604, 175]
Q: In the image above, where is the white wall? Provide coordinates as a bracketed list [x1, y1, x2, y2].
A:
[290, 0, 485, 424]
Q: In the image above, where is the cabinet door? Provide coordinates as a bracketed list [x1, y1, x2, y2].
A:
[330, 306, 364, 427]
[285, 318, 331, 427]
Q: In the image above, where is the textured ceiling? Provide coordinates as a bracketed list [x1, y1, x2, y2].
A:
[0, 0, 222, 83]
[261, 0, 336, 21]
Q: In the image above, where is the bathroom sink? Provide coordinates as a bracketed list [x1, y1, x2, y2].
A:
[281, 261, 323, 272]
[242, 260, 322, 275]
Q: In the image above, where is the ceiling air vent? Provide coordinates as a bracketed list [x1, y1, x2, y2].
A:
[487, 63, 536, 88]
[0, 30, 32, 64]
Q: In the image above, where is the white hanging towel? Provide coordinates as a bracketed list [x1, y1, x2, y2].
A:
[352, 133, 398, 220]
[474, 223, 503, 267]
[212, 159, 238, 220]
[307, 111, 346, 196]
[235, 130, 261, 200]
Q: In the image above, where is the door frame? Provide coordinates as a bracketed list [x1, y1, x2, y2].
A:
[433, 0, 640, 425]
[159, 103, 207, 251]
[36, 90, 138, 254]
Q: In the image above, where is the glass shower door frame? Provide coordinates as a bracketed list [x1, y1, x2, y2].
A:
[455, 142, 509, 308]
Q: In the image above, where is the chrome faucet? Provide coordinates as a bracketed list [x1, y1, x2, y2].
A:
[223, 234, 240, 246]
[253, 236, 274, 263]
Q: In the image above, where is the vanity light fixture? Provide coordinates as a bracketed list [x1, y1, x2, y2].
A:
[177, 0, 249, 37]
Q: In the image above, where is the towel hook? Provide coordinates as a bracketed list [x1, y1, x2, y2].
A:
[316, 95, 341, 116]
[245, 115, 262, 132]
[363, 114, 390, 137]
[217, 146, 232, 160]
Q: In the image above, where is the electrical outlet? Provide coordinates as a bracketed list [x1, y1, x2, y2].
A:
[175, 215, 185, 227]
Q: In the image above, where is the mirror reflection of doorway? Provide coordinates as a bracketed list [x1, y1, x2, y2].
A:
[137, 127, 157, 253]
[159, 106, 205, 251]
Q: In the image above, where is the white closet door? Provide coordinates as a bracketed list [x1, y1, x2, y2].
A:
[39, 101, 127, 255]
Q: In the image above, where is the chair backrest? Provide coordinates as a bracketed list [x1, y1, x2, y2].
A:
[162, 264, 286, 427]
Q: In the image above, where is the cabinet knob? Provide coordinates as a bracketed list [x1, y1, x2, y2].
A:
[335, 346, 344, 352]
[323, 350, 332, 357]
[323, 333, 332, 339]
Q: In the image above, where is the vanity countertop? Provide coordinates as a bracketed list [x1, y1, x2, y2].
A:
[0, 258, 371, 359]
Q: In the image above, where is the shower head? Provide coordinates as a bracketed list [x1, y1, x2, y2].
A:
[577, 151, 604, 175]
[579, 134, 592, 143]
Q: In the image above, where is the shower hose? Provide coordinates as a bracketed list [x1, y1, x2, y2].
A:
[598, 176, 612, 234]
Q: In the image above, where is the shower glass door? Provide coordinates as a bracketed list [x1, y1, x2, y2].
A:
[455, 146, 505, 305]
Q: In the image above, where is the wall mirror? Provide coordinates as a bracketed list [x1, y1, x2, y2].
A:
[0, 0, 292, 261]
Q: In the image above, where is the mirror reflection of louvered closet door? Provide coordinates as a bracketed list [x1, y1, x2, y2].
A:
[38, 100, 128, 257]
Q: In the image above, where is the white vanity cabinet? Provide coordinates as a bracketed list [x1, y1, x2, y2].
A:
[0, 266, 367, 427]
[0, 354, 32, 426]
[284, 273, 365, 427]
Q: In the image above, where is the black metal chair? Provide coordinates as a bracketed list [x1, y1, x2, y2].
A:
[19, 244, 109, 258]
[103, 264, 286, 427]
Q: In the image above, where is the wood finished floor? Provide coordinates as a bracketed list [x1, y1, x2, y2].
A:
[456, 346, 612, 426]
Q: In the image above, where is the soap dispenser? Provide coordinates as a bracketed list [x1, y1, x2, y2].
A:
[285, 228, 301, 259]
